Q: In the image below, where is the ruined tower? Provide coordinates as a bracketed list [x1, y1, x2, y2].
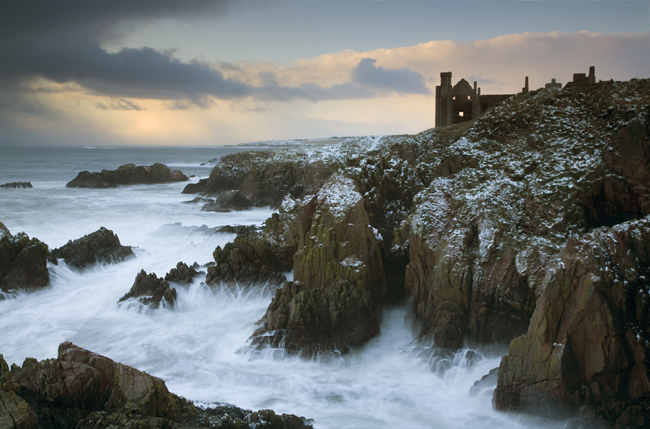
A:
[435, 72, 512, 128]
[435, 72, 453, 128]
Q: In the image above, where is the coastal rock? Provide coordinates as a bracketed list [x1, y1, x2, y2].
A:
[201, 190, 253, 212]
[165, 261, 202, 284]
[66, 163, 188, 188]
[182, 149, 336, 209]
[251, 176, 387, 355]
[0, 182, 32, 189]
[50, 227, 133, 269]
[0, 342, 312, 429]
[403, 80, 650, 350]
[0, 223, 49, 296]
[494, 217, 650, 424]
[207, 229, 290, 288]
[118, 269, 177, 309]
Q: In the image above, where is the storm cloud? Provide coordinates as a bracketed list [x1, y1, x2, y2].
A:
[1, 1, 428, 106]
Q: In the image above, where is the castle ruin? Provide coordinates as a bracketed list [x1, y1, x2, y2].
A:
[435, 67, 596, 127]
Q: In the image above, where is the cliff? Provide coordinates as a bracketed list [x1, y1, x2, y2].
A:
[201, 78, 650, 425]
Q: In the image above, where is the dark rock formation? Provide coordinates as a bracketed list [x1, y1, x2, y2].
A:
[251, 176, 387, 356]
[165, 261, 202, 284]
[207, 229, 290, 288]
[182, 149, 336, 209]
[402, 80, 650, 350]
[202, 190, 253, 212]
[0, 182, 32, 189]
[50, 227, 133, 269]
[0, 222, 49, 296]
[0, 343, 312, 428]
[66, 163, 188, 188]
[494, 217, 650, 425]
[118, 270, 177, 309]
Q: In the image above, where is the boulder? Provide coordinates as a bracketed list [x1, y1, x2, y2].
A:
[118, 269, 177, 309]
[66, 163, 188, 188]
[0, 182, 32, 189]
[251, 176, 387, 356]
[164, 261, 202, 284]
[0, 223, 49, 296]
[0, 343, 312, 428]
[50, 227, 133, 269]
[493, 217, 650, 424]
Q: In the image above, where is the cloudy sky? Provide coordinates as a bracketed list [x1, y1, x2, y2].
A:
[1, 0, 648, 147]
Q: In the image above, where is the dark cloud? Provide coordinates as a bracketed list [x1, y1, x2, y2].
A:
[352, 58, 429, 94]
[95, 98, 145, 111]
[1, 2, 427, 108]
[1, 0, 239, 105]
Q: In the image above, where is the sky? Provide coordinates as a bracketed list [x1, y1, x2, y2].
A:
[1, 0, 649, 147]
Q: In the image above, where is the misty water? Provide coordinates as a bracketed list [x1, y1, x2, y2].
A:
[0, 147, 568, 428]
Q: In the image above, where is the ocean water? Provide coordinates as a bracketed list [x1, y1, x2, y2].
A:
[0, 146, 568, 428]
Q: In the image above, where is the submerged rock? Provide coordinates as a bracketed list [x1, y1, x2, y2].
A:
[66, 163, 188, 188]
[118, 269, 177, 309]
[0, 182, 32, 189]
[0, 222, 49, 296]
[0, 343, 312, 428]
[494, 217, 650, 425]
[50, 227, 133, 269]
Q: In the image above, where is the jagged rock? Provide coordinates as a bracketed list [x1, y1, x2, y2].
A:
[50, 227, 133, 269]
[0, 182, 32, 189]
[66, 163, 188, 188]
[251, 176, 387, 355]
[0, 343, 312, 429]
[207, 230, 290, 288]
[0, 222, 49, 296]
[164, 261, 202, 284]
[118, 270, 177, 309]
[494, 217, 650, 424]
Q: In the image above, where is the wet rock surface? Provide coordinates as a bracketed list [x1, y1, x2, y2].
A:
[50, 227, 133, 269]
[66, 163, 188, 188]
[0, 343, 313, 428]
[0, 222, 49, 296]
[118, 269, 177, 309]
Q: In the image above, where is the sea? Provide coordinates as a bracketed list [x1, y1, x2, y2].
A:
[0, 146, 570, 428]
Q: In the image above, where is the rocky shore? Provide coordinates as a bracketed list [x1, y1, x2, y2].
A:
[185, 79, 650, 425]
[2, 78, 649, 426]
[0, 342, 312, 428]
